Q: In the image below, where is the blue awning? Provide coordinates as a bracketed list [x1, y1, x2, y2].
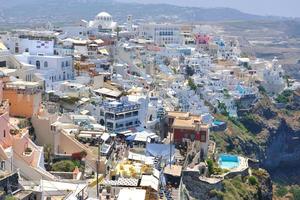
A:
[125, 135, 136, 141]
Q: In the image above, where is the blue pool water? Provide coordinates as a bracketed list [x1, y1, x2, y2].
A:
[213, 120, 224, 126]
[218, 154, 240, 169]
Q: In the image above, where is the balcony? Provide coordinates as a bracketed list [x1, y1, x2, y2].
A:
[4, 86, 42, 95]
[102, 102, 140, 114]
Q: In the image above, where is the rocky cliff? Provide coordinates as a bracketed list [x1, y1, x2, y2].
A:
[181, 168, 272, 200]
[211, 92, 300, 184]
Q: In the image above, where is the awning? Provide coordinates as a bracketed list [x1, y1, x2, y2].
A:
[80, 110, 90, 115]
[140, 175, 159, 191]
[99, 49, 109, 55]
[125, 135, 135, 141]
[77, 134, 92, 139]
[146, 143, 175, 161]
[101, 132, 110, 141]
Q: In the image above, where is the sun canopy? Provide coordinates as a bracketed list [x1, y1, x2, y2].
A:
[125, 130, 158, 143]
[146, 143, 175, 161]
[140, 175, 159, 191]
[101, 132, 110, 141]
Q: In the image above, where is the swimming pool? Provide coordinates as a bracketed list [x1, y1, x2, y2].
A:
[212, 120, 225, 126]
[218, 154, 240, 169]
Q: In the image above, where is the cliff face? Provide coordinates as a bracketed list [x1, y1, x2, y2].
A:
[246, 94, 300, 171]
[212, 93, 300, 183]
[181, 169, 272, 200]
[262, 119, 300, 169]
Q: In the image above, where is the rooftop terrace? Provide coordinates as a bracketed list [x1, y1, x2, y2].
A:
[102, 100, 140, 113]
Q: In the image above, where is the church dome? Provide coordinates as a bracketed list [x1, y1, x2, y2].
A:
[95, 12, 112, 21]
[90, 11, 117, 30]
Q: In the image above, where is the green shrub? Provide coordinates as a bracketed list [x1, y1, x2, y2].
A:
[258, 85, 266, 94]
[5, 196, 17, 200]
[188, 78, 197, 91]
[248, 176, 258, 186]
[60, 96, 80, 104]
[213, 167, 224, 175]
[51, 160, 80, 172]
[206, 159, 214, 175]
[275, 90, 293, 104]
[276, 186, 288, 197]
[290, 186, 300, 200]
[209, 189, 224, 198]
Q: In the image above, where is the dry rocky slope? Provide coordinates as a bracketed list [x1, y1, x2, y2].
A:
[212, 90, 300, 173]
[209, 90, 300, 199]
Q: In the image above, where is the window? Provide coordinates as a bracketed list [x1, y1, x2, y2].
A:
[66, 61, 69, 66]
[0, 161, 5, 170]
[36, 60, 40, 69]
[200, 131, 206, 142]
[0, 61, 6, 67]
[44, 61, 48, 67]
[50, 125, 56, 131]
[3, 130, 5, 138]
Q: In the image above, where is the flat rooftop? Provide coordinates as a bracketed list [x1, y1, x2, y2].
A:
[94, 87, 122, 98]
[168, 111, 190, 119]
[5, 80, 40, 90]
[164, 165, 183, 177]
[168, 111, 209, 130]
[117, 188, 146, 200]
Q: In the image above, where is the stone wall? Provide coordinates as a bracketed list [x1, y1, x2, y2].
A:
[181, 171, 222, 200]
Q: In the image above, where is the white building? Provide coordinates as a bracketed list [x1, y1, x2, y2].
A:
[87, 98, 141, 132]
[61, 11, 117, 39]
[185, 53, 211, 74]
[139, 23, 182, 45]
[15, 53, 74, 90]
[56, 81, 90, 98]
[89, 12, 117, 32]
[261, 57, 285, 95]
[1, 30, 56, 55]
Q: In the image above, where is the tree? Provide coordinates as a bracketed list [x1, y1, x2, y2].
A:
[258, 85, 266, 94]
[44, 144, 52, 166]
[115, 26, 121, 41]
[207, 159, 214, 176]
[275, 90, 293, 104]
[188, 78, 197, 91]
[248, 176, 258, 186]
[218, 101, 229, 116]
